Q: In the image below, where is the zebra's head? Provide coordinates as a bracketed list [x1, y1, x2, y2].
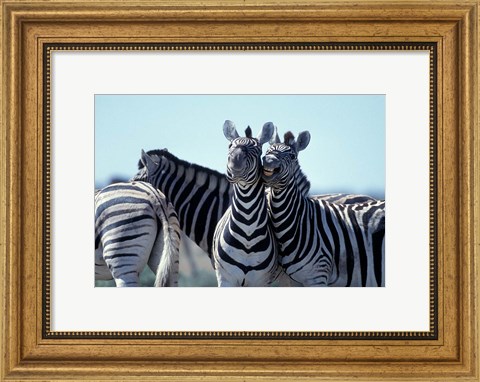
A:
[262, 129, 311, 190]
[223, 120, 274, 186]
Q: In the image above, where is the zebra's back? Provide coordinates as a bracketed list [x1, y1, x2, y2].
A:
[311, 193, 379, 205]
[317, 199, 385, 287]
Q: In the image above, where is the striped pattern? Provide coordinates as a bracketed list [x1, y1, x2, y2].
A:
[131, 147, 334, 260]
[311, 193, 378, 205]
[129, 145, 377, 280]
[212, 122, 282, 286]
[95, 181, 180, 287]
[132, 150, 233, 257]
[262, 131, 385, 287]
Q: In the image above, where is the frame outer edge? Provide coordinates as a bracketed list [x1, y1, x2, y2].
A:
[0, 1, 5, 380]
[472, 1, 479, 379]
[2, 2, 22, 379]
[0, 1, 478, 22]
[1, 2, 20, 378]
[1, 0, 479, 380]
[460, 2, 479, 377]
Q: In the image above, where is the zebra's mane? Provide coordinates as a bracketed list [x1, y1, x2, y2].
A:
[138, 149, 227, 179]
[138, 148, 311, 196]
[294, 166, 311, 196]
[245, 126, 252, 138]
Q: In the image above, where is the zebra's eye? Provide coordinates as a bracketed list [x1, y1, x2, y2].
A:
[289, 153, 297, 160]
[228, 143, 232, 149]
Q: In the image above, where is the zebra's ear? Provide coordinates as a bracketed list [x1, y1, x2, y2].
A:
[223, 120, 239, 142]
[269, 124, 281, 144]
[257, 122, 275, 145]
[296, 131, 311, 152]
[141, 149, 159, 174]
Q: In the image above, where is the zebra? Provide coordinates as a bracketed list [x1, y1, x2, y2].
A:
[212, 121, 283, 287]
[262, 130, 385, 287]
[133, 149, 233, 257]
[95, 181, 181, 287]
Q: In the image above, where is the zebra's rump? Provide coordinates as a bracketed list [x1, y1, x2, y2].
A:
[95, 182, 160, 248]
[95, 181, 180, 287]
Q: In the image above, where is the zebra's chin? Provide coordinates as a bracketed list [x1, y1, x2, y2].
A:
[261, 167, 281, 185]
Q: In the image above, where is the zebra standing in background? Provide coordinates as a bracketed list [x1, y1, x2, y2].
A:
[95, 181, 181, 287]
[262, 130, 385, 287]
[212, 121, 283, 287]
[132, 143, 375, 260]
[134, 149, 233, 257]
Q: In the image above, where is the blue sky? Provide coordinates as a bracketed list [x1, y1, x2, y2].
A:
[95, 95, 385, 198]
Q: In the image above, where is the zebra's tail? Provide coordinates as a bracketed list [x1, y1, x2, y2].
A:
[153, 199, 181, 287]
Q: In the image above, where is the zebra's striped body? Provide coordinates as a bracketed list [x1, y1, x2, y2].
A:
[262, 131, 385, 287]
[212, 121, 282, 287]
[133, 150, 233, 256]
[95, 181, 181, 287]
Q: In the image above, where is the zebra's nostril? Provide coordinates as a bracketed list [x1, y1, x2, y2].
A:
[263, 155, 279, 167]
[229, 156, 244, 171]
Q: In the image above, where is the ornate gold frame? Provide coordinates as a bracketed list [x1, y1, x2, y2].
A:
[1, 0, 478, 380]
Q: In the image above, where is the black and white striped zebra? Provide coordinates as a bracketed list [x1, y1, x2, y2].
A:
[262, 131, 385, 287]
[212, 121, 283, 287]
[134, 150, 233, 257]
[95, 181, 181, 287]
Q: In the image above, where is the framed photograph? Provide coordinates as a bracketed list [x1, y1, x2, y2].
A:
[1, 0, 478, 380]
[94, 93, 386, 291]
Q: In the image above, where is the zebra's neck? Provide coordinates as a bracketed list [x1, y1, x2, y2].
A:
[138, 150, 233, 255]
[231, 177, 266, 221]
[292, 164, 310, 196]
[269, 174, 305, 213]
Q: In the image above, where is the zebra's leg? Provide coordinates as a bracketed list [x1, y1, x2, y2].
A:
[302, 269, 331, 287]
[366, 226, 385, 287]
[214, 260, 240, 287]
[95, 244, 113, 282]
[114, 272, 140, 287]
[274, 268, 303, 287]
[102, 236, 155, 287]
[381, 234, 385, 287]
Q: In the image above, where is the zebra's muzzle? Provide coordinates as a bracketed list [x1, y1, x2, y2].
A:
[262, 155, 281, 182]
[262, 166, 280, 181]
